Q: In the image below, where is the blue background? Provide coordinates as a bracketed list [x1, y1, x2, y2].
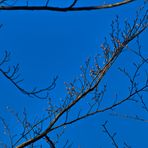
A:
[0, 0, 147, 147]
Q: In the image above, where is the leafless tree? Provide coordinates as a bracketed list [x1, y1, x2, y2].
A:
[0, 0, 147, 148]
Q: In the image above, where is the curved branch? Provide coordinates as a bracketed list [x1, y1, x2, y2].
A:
[0, 0, 135, 11]
[0, 52, 58, 99]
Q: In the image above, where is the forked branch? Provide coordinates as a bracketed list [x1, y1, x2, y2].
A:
[0, 51, 58, 99]
[16, 8, 148, 148]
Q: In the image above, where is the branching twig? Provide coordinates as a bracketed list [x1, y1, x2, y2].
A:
[102, 121, 118, 148]
[16, 10, 148, 147]
[0, 51, 58, 99]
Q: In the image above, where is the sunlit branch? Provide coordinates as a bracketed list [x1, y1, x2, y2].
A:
[16, 10, 148, 147]
[49, 84, 148, 132]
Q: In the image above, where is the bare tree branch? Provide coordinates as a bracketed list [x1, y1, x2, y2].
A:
[0, 1, 147, 148]
[49, 84, 148, 132]
[0, 51, 58, 99]
[102, 121, 118, 148]
[110, 111, 148, 122]
[0, 0, 135, 11]
[16, 9, 148, 147]
[0, 116, 14, 147]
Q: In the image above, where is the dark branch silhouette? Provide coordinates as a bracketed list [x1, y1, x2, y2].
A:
[0, 0, 135, 11]
[102, 121, 118, 148]
[0, 0, 147, 148]
[0, 51, 58, 99]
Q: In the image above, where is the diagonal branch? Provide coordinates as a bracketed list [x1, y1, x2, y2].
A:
[49, 84, 148, 132]
[16, 12, 147, 147]
[45, 135, 55, 148]
[102, 121, 118, 148]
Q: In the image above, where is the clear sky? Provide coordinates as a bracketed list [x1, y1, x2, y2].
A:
[0, 0, 147, 147]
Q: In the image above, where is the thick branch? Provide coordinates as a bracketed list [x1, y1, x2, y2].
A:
[45, 135, 55, 148]
[0, 0, 135, 11]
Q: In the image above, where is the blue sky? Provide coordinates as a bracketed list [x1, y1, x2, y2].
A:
[0, 0, 147, 147]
